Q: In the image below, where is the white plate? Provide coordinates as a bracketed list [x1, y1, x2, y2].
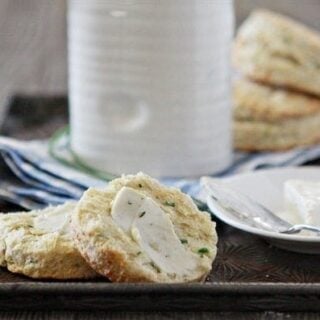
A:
[202, 167, 320, 254]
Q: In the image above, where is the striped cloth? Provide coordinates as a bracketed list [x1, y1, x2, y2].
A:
[1, 134, 320, 210]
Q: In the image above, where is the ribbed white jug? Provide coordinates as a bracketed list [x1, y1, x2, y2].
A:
[68, 0, 234, 178]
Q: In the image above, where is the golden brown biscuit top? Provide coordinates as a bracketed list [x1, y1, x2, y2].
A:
[237, 9, 320, 50]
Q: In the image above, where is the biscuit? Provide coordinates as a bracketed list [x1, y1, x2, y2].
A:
[0, 203, 98, 279]
[234, 118, 320, 151]
[233, 10, 320, 96]
[233, 80, 320, 151]
[72, 173, 217, 283]
[234, 79, 320, 121]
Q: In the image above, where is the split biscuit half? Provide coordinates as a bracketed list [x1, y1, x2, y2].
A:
[0, 203, 98, 279]
[72, 173, 217, 283]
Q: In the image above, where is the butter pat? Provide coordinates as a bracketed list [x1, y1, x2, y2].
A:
[111, 187, 198, 276]
[285, 180, 320, 227]
[132, 198, 198, 276]
[111, 187, 145, 233]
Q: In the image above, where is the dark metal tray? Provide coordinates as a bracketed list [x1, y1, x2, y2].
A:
[0, 95, 319, 312]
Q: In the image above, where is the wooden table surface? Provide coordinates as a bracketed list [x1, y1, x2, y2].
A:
[0, 311, 318, 320]
[1, 1, 320, 319]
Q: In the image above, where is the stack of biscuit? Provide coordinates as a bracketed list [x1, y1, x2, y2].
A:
[232, 10, 320, 151]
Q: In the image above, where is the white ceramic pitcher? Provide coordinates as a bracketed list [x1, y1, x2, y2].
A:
[68, 0, 234, 178]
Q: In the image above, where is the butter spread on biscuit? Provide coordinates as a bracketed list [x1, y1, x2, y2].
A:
[111, 187, 145, 233]
[111, 187, 198, 276]
[131, 198, 198, 275]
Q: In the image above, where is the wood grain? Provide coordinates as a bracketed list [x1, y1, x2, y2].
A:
[0, 311, 319, 320]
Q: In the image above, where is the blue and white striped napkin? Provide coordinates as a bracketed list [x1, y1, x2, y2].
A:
[1, 133, 320, 210]
[0, 136, 104, 210]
